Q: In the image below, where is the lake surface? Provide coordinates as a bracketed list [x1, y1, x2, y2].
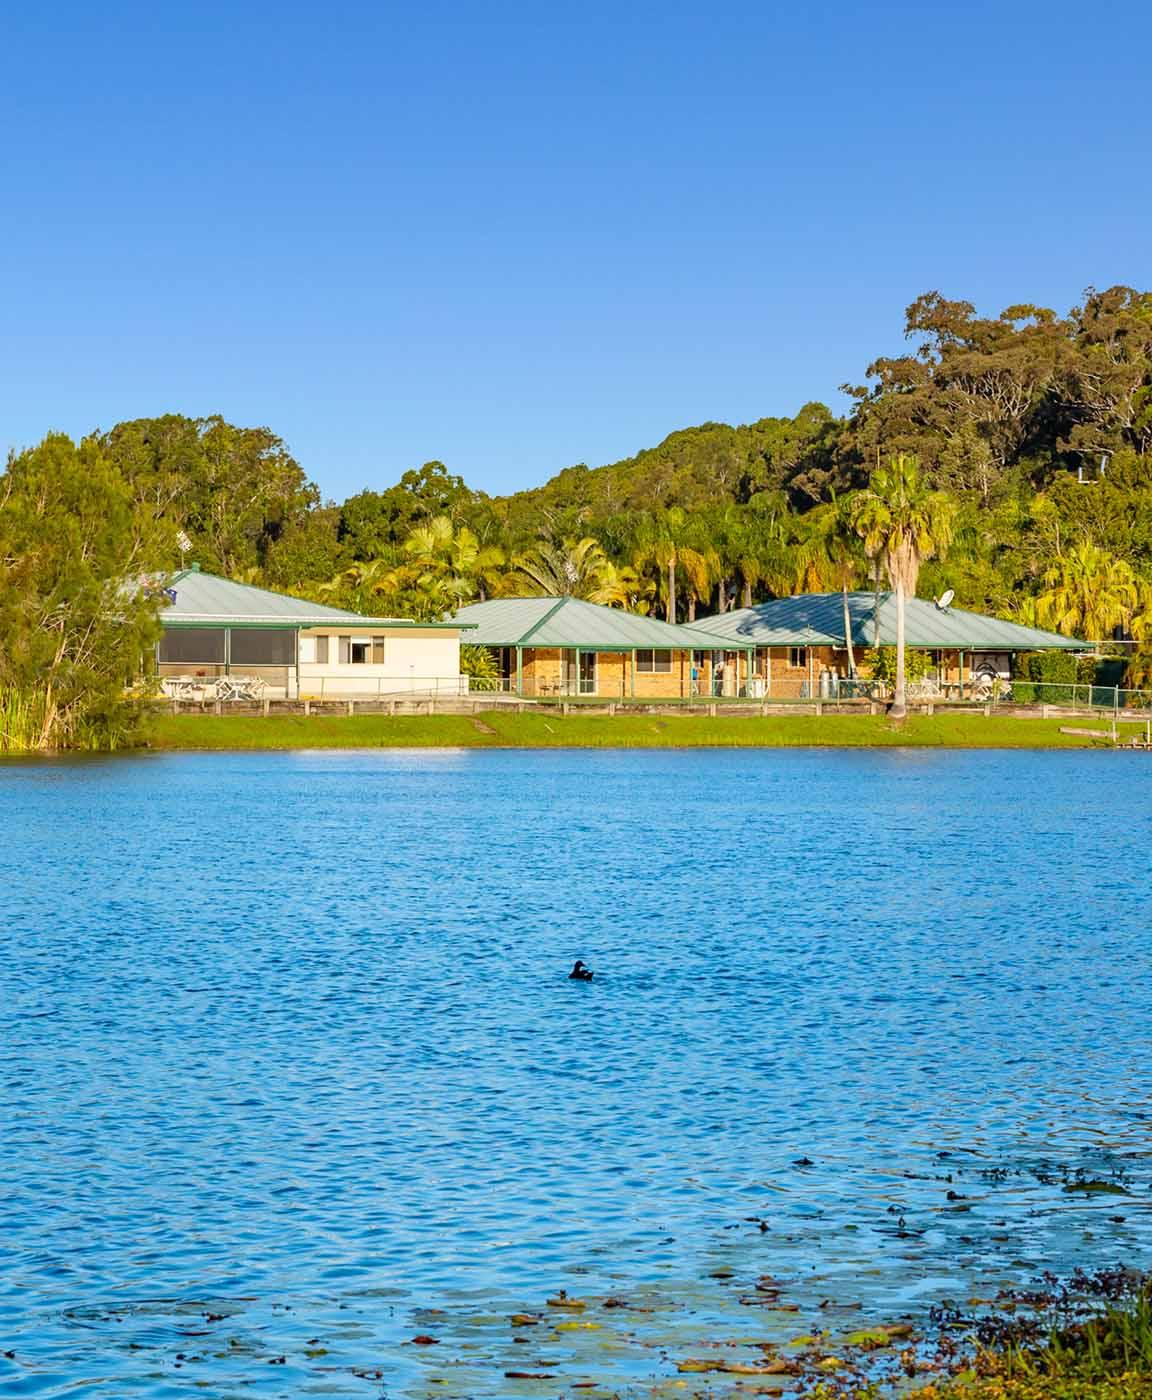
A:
[1, 748, 1149, 1397]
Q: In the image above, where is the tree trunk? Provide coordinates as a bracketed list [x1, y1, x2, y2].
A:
[742, 579, 752, 608]
[686, 596, 696, 622]
[890, 581, 907, 721]
[842, 583, 856, 675]
[667, 558, 676, 623]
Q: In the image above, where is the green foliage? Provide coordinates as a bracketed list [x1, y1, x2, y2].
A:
[10, 283, 1152, 754]
[100, 414, 318, 575]
[460, 644, 499, 684]
[0, 433, 164, 751]
[862, 647, 934, 685]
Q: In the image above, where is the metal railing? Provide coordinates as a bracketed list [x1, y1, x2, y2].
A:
[997, 679, 1152, 712]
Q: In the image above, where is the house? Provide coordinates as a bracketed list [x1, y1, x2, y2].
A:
[453, 596, 730, 698]
[687, 591, 1083, 697]
[153, 565, 468, 699]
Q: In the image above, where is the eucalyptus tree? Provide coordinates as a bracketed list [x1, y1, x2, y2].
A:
[848, 454, 956, 719]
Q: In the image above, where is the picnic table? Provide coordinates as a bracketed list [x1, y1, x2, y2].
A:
[164, 675, 266, 703]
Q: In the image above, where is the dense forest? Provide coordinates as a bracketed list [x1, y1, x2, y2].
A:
[2, 285, 1151, 745]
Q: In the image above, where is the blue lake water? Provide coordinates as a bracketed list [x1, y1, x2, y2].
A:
[1, 748, 1149, 1397]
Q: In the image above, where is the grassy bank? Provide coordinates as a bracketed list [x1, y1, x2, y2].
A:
[144, 711, 1113, 751]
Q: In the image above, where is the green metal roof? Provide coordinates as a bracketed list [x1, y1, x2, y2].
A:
[687, 592, 1084, 650]
[156, 567, 466, 630]
[453, 596, 728, 650]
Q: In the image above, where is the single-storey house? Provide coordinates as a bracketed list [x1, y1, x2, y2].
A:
[153, 565, 468, 700]
[687, 591, 1083, 697]
[453, 596, 732, 698]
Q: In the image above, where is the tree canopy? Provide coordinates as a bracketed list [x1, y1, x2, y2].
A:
[5, 282, 1152, 748]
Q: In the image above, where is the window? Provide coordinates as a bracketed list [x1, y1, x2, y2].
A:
[350, 640, 370, 664]
[789, 647, 808, 669]
[338, 635, 351, 663]
[636, 649, 673, 673]
[315, 635, 329, 664]
[371, 636, 386, 664]
[229, 629, 296, 666]
[159, 628, 226, 664]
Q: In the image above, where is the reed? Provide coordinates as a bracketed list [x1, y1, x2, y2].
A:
[0, 687, 146, 753]
[0, 688, 48, 753]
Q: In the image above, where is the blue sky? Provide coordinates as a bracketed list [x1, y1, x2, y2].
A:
[2, 0, 1148, 500]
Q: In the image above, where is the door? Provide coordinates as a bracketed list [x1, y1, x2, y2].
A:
[566, 650, 597, 695]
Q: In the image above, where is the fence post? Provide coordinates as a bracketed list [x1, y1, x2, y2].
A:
[347, 699, 355, 717]
[304, 699, 311, 716]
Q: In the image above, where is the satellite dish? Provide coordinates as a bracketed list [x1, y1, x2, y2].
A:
[936, 589, 955, 611]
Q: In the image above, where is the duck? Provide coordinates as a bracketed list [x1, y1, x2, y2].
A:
[568, 959, 594, 982]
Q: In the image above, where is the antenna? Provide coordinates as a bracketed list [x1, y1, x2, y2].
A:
[936, 589, 955, 611]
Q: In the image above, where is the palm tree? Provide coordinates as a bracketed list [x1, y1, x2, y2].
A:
[404, 515, 507, 604]
[319, 559, 394, 614]
[508, 536, 631, 604]
[848, 453, 956, 720]
[631, 507, 713, 623]
[794, 494, 865, 675]
[1035, 542, 1139, 642]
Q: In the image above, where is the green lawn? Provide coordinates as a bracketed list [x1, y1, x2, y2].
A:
[145, 711, 1111, 751]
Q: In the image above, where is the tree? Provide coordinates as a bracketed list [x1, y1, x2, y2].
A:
[848, 454, 956, 719]
[508, 537, 638, 605]
[101, 414, 318, 574]
[1035, 542, 1139, 641]
[795, 494, 865, 673]
[402, 515, 506, 603]
[0, 434, 164, 751]
[339, 462, 477, 559]
[631, 507, 715, 623]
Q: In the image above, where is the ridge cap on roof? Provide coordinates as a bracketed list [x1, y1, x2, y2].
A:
[519, 595, 575, 644]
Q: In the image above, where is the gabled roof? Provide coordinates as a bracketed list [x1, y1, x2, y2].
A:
[453, 596, 728, 649]
[688, 592, 1084, 650]
[155, 567, 464, 630]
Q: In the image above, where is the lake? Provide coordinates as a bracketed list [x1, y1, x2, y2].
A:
[1, 748, 1149, 1397]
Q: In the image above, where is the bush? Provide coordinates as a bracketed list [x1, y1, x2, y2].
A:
[862, 647, 934, 685]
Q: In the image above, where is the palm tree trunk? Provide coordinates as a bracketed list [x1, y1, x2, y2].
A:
[842, 582, 856, 675]
[742, 579, 752, 608]
[686, 596, 696, 622]
[667, 558, 676, 623]
[890, 581, 907, 721]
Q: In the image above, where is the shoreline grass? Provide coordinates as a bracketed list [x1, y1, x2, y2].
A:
[143, 711, 1118, 751]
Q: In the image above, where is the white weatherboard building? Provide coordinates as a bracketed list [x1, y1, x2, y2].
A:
[155, 567, 468, 700]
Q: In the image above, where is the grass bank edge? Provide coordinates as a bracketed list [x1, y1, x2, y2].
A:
[144, 712, 1106, 750]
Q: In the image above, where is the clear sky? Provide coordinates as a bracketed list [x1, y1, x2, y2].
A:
[2, 0, 1149, 500]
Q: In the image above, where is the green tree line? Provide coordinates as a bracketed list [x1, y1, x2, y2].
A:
[3, 285, 1152, 747]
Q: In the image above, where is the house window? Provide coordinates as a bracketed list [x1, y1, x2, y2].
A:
[158, 628, 226, 665]
[636, 649, 673, 673]
[789, 647, 808, 669]
[350, 640, 370, 664]
[315, 635, 329, 664]
[372, 637, 386, 664]
[229, 628, 296, 665]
